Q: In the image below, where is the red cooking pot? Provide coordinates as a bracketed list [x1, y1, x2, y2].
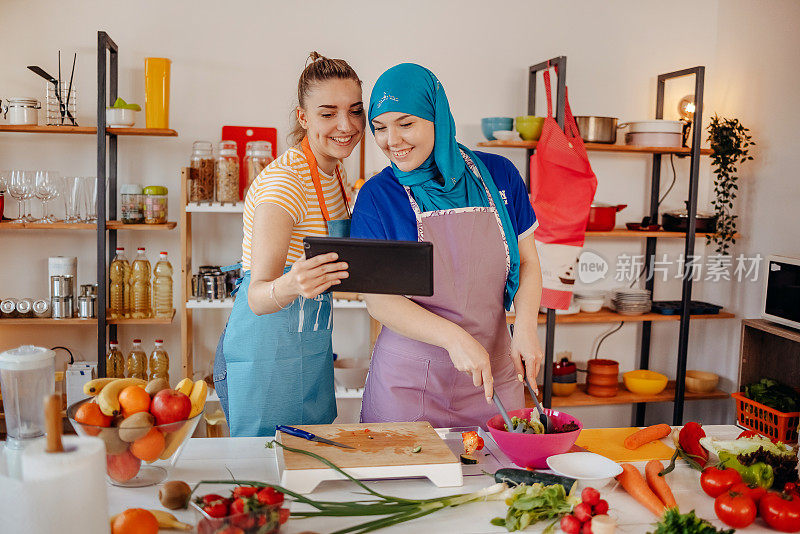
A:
[586, 202, 627, 231]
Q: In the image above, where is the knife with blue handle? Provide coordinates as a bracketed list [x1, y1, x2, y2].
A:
[276, 425, 355, 449]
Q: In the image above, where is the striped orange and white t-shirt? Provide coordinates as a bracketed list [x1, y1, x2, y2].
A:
[241, 146, 348, 270]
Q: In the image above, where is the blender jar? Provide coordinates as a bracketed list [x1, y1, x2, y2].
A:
[0, 346, 56, 448]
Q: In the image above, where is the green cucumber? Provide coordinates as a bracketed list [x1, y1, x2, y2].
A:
[493, 468, 576, 492]
[460, 454, 478, 465]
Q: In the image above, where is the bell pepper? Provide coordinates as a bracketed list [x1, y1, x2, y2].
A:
[678, 421, 709, 467]
[461, 431, 484, 456]
[719, 451, 774, 488]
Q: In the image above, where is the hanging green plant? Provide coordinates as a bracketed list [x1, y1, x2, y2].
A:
[706, 116, 754, 255]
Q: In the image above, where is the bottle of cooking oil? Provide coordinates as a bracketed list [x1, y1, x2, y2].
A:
[153, 251, 173, 317]
[106, 341, 126, 378]
[131, 247, 152, 318]
[109, 247, 131, 319]
[148, 339, 169, 381]
[126, 338, 148, 380]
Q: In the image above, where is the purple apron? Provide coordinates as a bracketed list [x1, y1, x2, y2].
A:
[361, 152, 523, 429]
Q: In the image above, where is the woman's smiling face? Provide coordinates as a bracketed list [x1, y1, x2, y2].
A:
[371, 112, 435, 172]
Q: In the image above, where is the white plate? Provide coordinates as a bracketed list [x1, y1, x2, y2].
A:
[546, 452, 623, 480]
[492, 130, 521, 141]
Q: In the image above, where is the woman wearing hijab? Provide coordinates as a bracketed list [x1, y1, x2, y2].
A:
[351, 63, 544, 428]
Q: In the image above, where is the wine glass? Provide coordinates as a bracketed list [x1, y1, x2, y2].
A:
[8, 170, 32, 223]
[0, 170, 8, 221]
[34, 171, 61, 223]
[19, 171, 38, 222]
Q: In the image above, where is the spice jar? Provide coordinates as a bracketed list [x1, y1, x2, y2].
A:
[189, 140, 215, 202]
[143, 185, 168, 224]
[243, 141, 273, 197]
[215, 140, 240, 203]
[120, 184, 144, 224]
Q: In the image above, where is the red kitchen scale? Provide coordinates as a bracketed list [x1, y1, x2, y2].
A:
[221, 126, 278, 201]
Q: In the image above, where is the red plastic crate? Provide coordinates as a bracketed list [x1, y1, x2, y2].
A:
[732, 391, 800, 443]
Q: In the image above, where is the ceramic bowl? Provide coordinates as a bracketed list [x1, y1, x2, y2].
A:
[492, 130, 521, 141]
[487, 407, 582, 469]
[333, 358, 369, 389]
[515, 115, 545, 141]
[481, 117, 513, 140]
[685, 370, 719, 393]
[575, 297, 604, 313]
[106, 107, 136, 127]
[623, 369, 668, 395]
[546, 452, 623, 490]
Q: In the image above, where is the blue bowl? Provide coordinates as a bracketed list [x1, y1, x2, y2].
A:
[481, 117, 513, 140]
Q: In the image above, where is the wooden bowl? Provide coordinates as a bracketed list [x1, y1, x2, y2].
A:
[587, 384, 619, 397]
[685, 370, 719, 393]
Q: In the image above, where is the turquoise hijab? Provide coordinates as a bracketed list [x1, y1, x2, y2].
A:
[369, 63, 520, 309]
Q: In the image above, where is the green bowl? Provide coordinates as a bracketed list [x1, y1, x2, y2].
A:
[515, 116, 545, 141]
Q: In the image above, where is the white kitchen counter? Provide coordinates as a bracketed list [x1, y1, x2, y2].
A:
[106, 425, 779, 533]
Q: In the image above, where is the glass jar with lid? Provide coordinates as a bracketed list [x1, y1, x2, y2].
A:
[243, 141, 273, 197]
[215, 140, 240, 203]
[120, 184, 144, 224]
[143, 185, 168, 224]
[2, 97, 41, 125]
[189, 140, 215, 202]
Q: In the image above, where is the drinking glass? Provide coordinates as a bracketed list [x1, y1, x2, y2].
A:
[34, 171, 61, 223]
[82, 176, 98, 223]
[8, 170, 32, 223]
[0, 170, 8, 220]
[62, 176, 84, 223]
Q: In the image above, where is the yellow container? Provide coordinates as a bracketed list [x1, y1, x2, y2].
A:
[623, 369, 668, 395]
[145, 57, 171, 129]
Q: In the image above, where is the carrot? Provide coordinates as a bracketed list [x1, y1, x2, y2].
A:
[623, 424, 672, 450]
[645, 459, 678, 509]
[616, 463, 666, 517]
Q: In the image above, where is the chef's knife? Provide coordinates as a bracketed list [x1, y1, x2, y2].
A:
[276, 425, 355, 449]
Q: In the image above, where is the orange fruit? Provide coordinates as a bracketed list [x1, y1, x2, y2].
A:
[130, 427, 165, 462]
[111, 508, 158, 534]
[118, 385, 150, 418]
[74, 402, 112, 435]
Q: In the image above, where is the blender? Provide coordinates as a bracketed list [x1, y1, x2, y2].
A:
[0, 345, 56, 478]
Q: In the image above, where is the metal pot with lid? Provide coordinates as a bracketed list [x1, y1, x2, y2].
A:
[662, 203, 718, 233]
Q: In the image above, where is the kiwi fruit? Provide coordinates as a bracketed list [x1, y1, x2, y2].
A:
[118, 412, 155, 442]
[98, 428, 129, 455]
[145, 378, 170, 396]
[158, 480, 192, 510]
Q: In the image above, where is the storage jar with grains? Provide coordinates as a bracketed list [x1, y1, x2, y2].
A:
[189, 141, 215, 202]
[244, 141, 273, 197]
[216, 140, 239, 203]
[120, 184, 144, 224]
[143, 185, 168, 224]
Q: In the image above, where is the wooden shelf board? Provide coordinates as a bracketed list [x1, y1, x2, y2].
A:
[526, 381, 729, 408]
[0, 125, 177, 136]
[106, 309, 176, 324]
[506, 307, 735, 325]
[477, 139, 712, 155]
[586, 229, 739, 239]
[185, 202, 245, 213]
[0, 221, 176, 231]
[0, 317, 97, 325]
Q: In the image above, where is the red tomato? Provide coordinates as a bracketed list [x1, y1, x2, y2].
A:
[256, 486, 285, 506]
[581, 487, 601, 507]
[714, 490, 757, 529]
[701, 466, 742, 498]
[581, 521, 594, 534]
[593, 499, 609, 516]
[560, 514, 582, 534]
[232, 486, 258, 499]
[730, 482, 767, 504]
[202, 501, 229, 518]
[573, 502, 593, 523]
[279, 508, 290, 524]
[760, 492, 800, 533]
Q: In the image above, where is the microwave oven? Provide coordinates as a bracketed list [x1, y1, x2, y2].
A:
[762, 255, 800, 330]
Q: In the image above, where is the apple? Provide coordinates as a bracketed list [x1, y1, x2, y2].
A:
[106, 450, 141, 482]
[150, 389, 192, 426]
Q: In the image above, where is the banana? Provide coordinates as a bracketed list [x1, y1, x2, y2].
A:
[175, 377, 194, 396]
[109, 509, 192, 531]
[96, 378, 148, 416]
[83, 378, 120, 396]
[159, 425, 191, 460]
[188, 379, 208, 418]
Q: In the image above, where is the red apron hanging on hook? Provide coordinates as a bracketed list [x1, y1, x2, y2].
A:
[530, 67, 597, 310]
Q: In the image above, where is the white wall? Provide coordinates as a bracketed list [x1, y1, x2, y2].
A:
[1, 0, 797, 427]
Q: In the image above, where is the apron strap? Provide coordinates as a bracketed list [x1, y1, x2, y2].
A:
[301, 137, 350, 222]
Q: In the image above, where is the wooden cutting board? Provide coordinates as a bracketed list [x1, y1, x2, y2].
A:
[276, 422, 462, 493]
[575, 427, 675, 463]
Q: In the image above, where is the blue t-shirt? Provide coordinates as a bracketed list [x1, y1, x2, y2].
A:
[351, 151, 537, 241]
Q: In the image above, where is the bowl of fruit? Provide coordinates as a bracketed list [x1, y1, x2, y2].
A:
[67, 376, 207, 487]
[192, 484, 290, 534]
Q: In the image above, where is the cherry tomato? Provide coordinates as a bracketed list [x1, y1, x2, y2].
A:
[730, 482, 767, 504]
[560, 514, 582, 534]
[232, 486, 258, 498]
[581, 487, 601, 507]
[202, 501, 229, 518]
[573, 502, 593, 523]
[593, 499, 609, 516]
[279, 508, 291, 524]
[701, 466, 742, 498]
[256, 486, 285, 506]
[760, 491, 800, 532]
[715, 490, 757, 528]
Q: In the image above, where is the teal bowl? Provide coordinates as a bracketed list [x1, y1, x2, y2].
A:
[515, 116, 545, 141]
[482, 117, 513, 140]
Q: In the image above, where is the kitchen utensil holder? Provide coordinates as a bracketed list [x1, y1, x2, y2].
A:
[45, 83, 77, 126]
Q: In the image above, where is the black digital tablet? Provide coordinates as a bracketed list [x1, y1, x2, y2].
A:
[303, 237, 433, 296]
